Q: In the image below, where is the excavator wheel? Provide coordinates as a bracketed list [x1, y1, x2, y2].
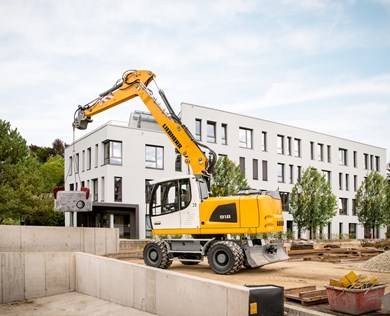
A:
[143, 240, 172, 269]
[207, 241, 244, 275]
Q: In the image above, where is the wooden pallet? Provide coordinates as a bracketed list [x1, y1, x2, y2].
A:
[284, 286, 328, 306]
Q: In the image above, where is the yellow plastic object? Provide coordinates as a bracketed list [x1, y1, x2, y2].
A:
[329, 279, 344, 288]
[341, 271, 359, 288]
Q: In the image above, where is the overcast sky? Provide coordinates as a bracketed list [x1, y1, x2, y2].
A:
[1, 0, 389, 159]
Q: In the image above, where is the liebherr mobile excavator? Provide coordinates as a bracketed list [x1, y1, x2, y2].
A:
[72, 69, 288, 274]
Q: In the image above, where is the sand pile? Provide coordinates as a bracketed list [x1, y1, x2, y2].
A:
[361, 250, 390, 273]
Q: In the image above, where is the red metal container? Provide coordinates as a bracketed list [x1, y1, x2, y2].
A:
[324, 284, 387, 315]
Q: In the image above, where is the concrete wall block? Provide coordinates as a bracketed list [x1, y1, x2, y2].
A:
[0, 226, 21, 252]
[105, 228, 119, 254]
[75, 253, 100, 297]
[21, 226, 81, 252]
[82, 228, 96, 254]
[227, 285, 249, 316]
[69, 252, 76, 292]
[45, 253, 74, 296]
[94, 229, 107, 255]
[133, 265, 156, 314]
[155, 271, 228, 316]
[99, 257, 134, 307]
[1, 253, 25, 304]
[24, 253, 46, 299]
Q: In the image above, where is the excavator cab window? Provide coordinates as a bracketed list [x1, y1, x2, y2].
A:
[150, 178, 192, 216]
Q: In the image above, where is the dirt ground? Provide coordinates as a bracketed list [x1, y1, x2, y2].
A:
[122, 257, 390, 294]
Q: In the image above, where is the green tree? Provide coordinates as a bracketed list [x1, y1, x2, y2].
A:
[0, 119, 28, 165]
[289, 167, 337, 239]
[355, 171, 389, 239]
[52, 138, 66, 158]
[211, 156, 249, 197]
[41, 155, 65, 191]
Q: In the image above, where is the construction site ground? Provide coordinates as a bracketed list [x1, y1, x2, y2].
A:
[121, 256, 390, 315]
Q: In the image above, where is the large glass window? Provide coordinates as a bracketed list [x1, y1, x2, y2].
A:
[145, 145, 164, 169]
[239, 127, 253, 148]
[207, 121, 216, 143]
[287, 137, 292, 156]
[280, 192, 289, 212]
[104, 140, 122, 165]
[317, 143, 324, 161]
[114, 177, 122, 202]
[239, 157, 245, 175]
[92, 178, 98, 202]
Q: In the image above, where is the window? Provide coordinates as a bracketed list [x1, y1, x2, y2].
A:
[310, 142, 314, 160]
[297, 166, 302, 180]
[338, 148, 347, 166]
[277, 163, 285, 183]
[277, 135, 284, 154]
[353, 151, 357, 168]
[287, 137, 292, 156]
[317, 144, 324, 161]
[364, 153, 369, 170]
[239, 128, 253, 148]
[262, 132, 267, 152]
[339, 173, 343, 190]
[354, 175, 358, 192]
[69, 183, 74, 191]
[92, 178, 98, 202]
[95, 144, 99, 167]
[221, 124, 227, 145]
[339, 198, 348, 215]
[280, 192, 289, 212]
[322, 170, 331, 184]
[375, 156, 380, 171]
[253, 159, 258, 180]
[207, 121, 216, 143]
[370, 155, 374, 170]
[101, 177, 105, 202]
[327, 145, 331, 163]
[75, 153, 79, 174]
[104, 140, 122, 165]
[289, 164, 293, 184]
[82, 150, 85, 172]
[114, 177, 122, 202]
[345, 174, 349, 191]
[352, 199, 357, 216]
[239, 157, 245, 175]
[175, 149, 182, 172]
[87, 147, 91, 170]
[195, 119, 202, 141]
[294, 138, 301, 157]
[349, 223, 357, 239]
[150, 178, 191, 215]
[69, 156, 73, 176]
[262, 160, 268, 181]
[145, 145, 164, 169]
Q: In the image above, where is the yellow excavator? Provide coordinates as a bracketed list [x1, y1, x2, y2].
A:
[72, 69, 288, 274]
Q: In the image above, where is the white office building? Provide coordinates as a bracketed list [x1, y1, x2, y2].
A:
[64, 103, 387, 239]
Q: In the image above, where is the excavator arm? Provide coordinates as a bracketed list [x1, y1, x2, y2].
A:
[73, 69, 216, 177]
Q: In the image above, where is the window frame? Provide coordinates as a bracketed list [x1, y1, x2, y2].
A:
[145, 145, 164, 169]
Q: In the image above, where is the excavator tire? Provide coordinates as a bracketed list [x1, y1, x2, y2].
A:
[207, 241, 244, 275]
[143, 240, 172, 269]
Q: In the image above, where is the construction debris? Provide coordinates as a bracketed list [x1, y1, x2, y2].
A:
[329, 271, 380, 289]
[284, 286, 328, 305]
[361, 250, 390, 273]
[290, 240, 314, 250]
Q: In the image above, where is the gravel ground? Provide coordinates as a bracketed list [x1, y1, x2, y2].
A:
[361, 250, 390, 273]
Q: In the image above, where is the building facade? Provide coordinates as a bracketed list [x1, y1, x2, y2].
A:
[64, 103, 387, 239]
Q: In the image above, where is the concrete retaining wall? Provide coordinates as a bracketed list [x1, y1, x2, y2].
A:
[0, 225, 119, 255]
[76, 253, 249, 316]
[1, 251, 249, 315]
[0, 252, 75, 304]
